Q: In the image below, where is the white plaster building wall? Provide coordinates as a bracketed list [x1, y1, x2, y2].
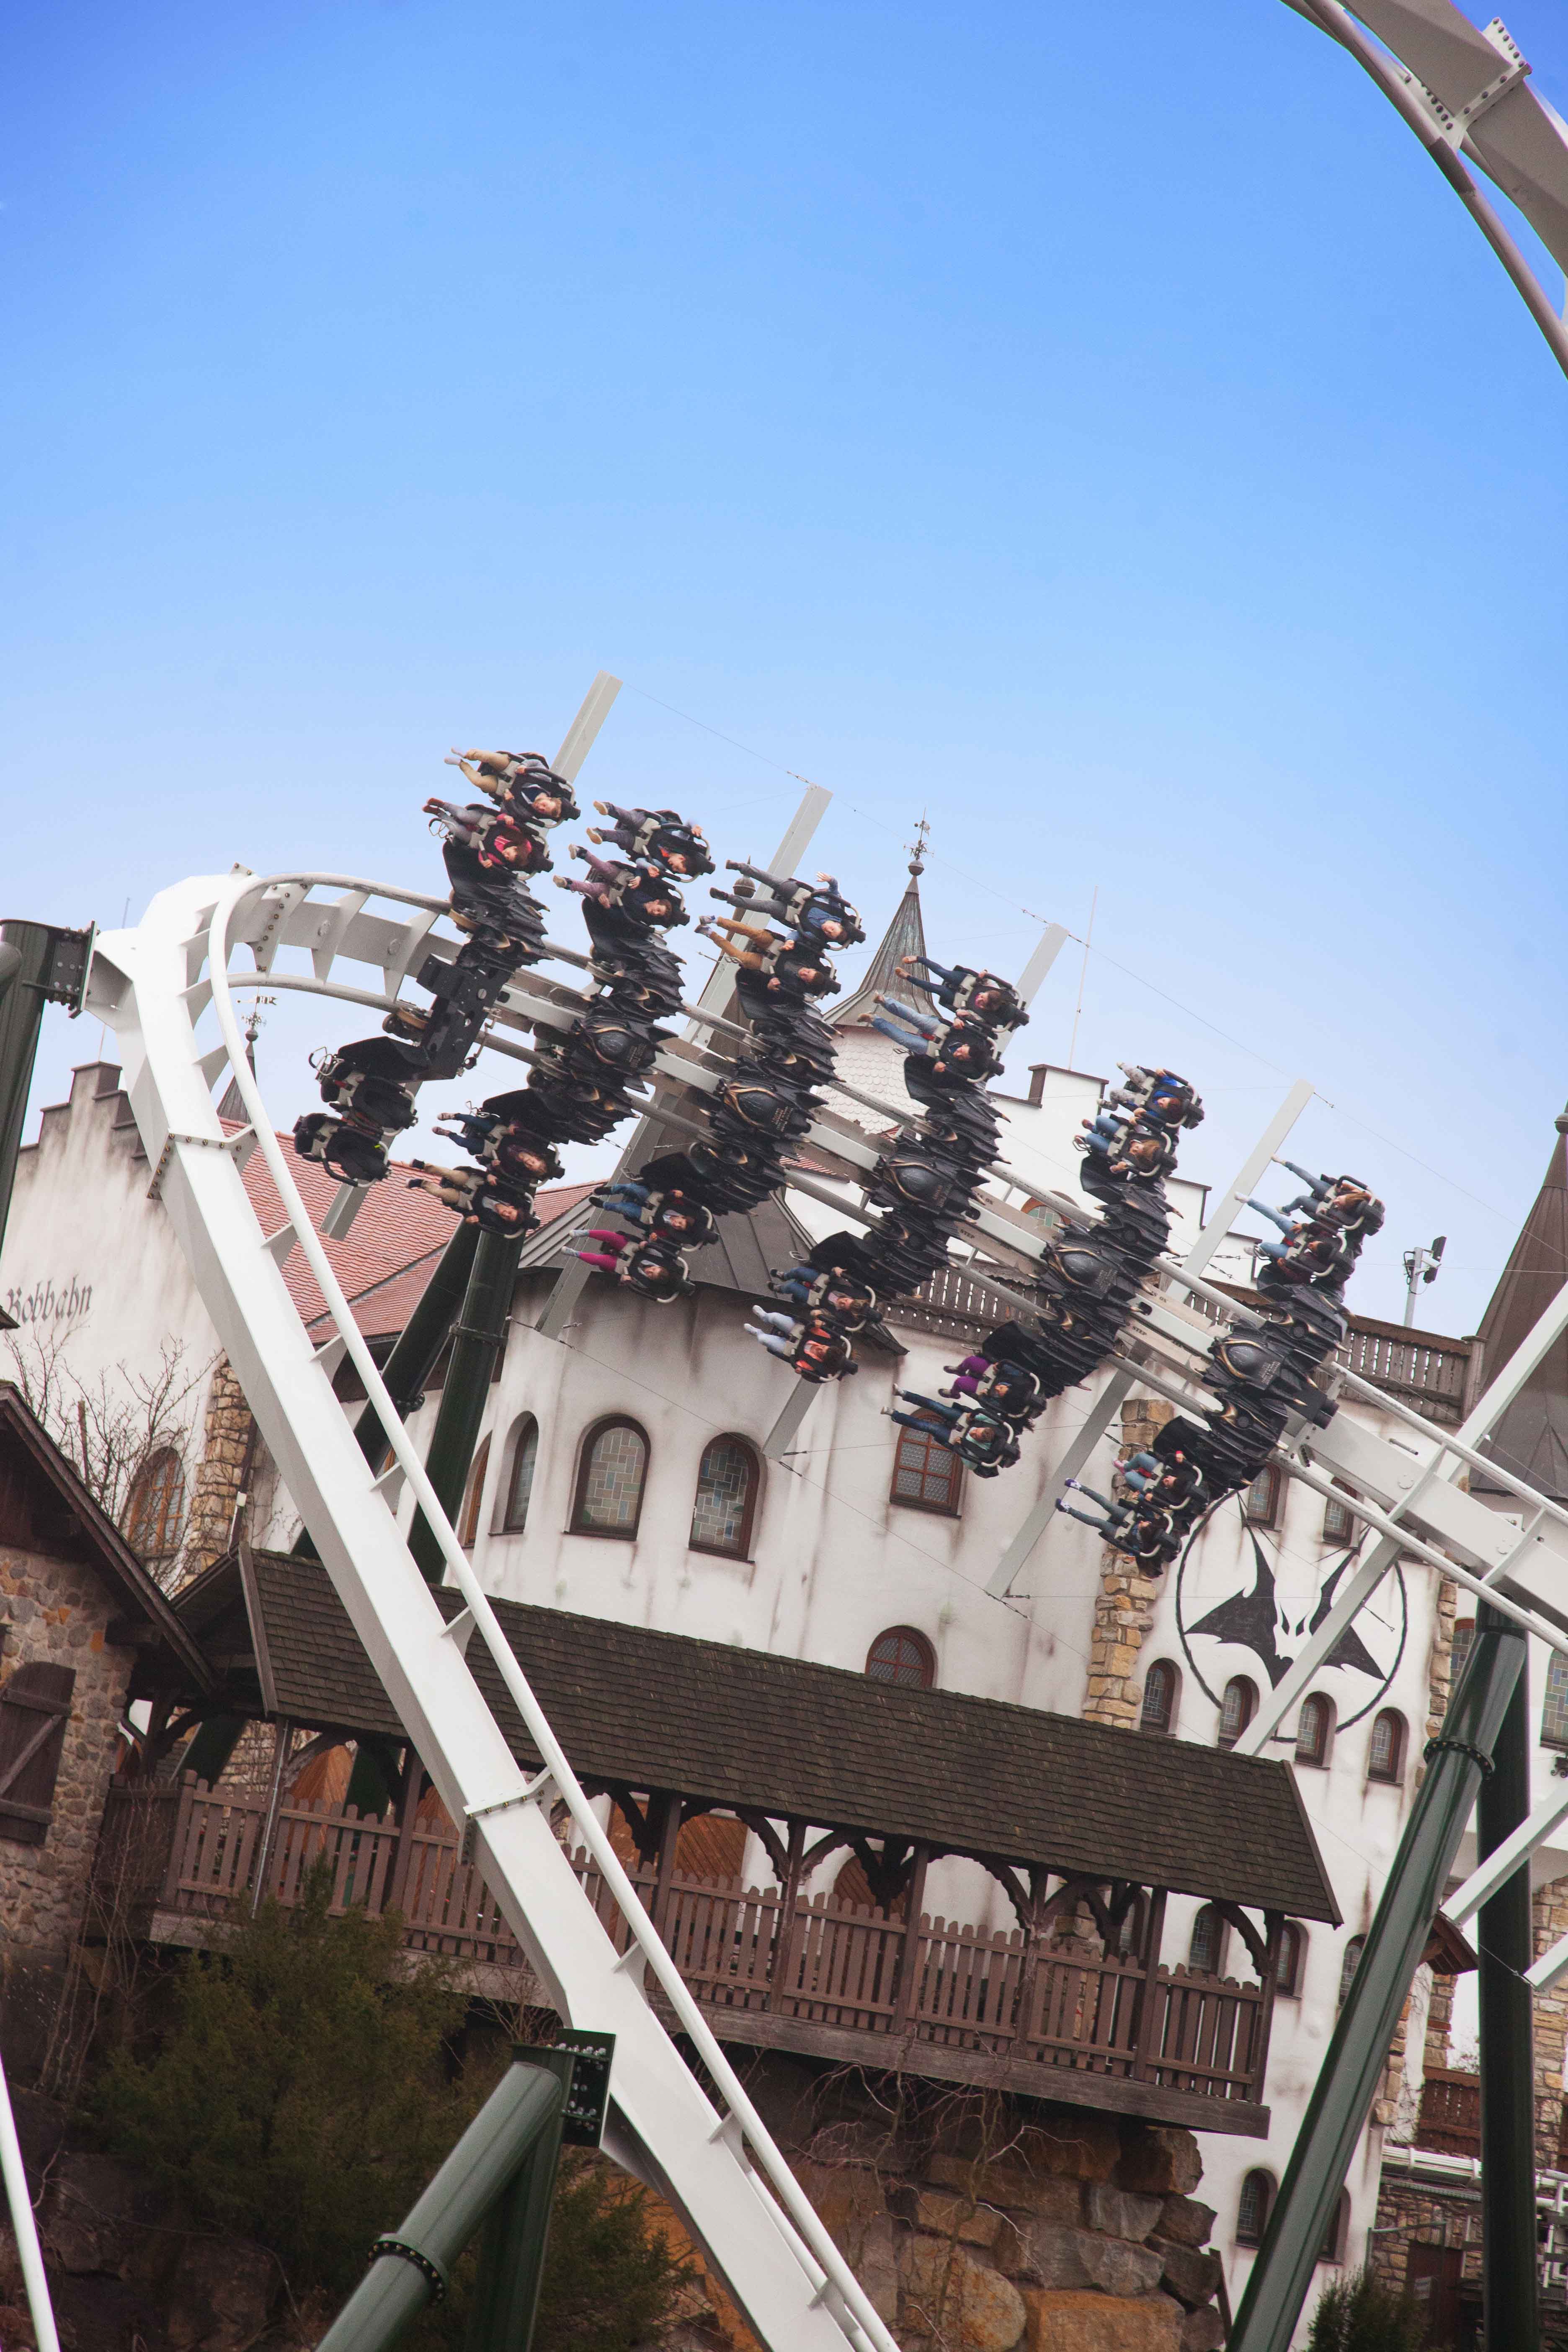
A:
[1134, 1392, 1448, 2316]
[414, 1265, 1112, 1930]
[0, 1065, 220, 1397]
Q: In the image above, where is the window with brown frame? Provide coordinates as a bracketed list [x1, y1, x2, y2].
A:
[1237, 2169, 1275, 2247]
[890, 1417, 962, 1516]
[1276, 1921, 1305, 1996]
[1219, 1676, 1257, 1749]
[1338, 1934, 1365, 2009]
[502, 1417, 539, 1532]
[124, 1446, 185, 1566]
[571, 1418, 650, 1538]
[1322, 1484, 1359, 1544]
[864, 1627, 936, 1689]
[1295, 1692, 1333, 1769]
[1189, 1904, 1227, 1976]
[1318, 2188, 1350, 2264]
[1140, 1660, 1179, 1736]
[689, 1436, 759, 1558]
[1243, 1464, 1281, 1527]
[1367, 1709, 1406, 1784]
[458, 1435, 490, 1549]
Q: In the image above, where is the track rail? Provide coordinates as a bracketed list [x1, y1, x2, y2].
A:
[88, 867, 900, 2352]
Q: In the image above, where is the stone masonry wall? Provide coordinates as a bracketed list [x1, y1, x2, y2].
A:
[1081, 1399, 1174, 1732]
[668, 2063, 1230, 2352]
[0, 1541, 138, 2072]
[181, 1355, 254, 1583]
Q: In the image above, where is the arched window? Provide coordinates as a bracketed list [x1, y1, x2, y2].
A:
[1219, 1676, 1257, 1749]
[1338, 1934, 1366, 2009]
[1189, 1905, 1227, 1975]
[1367, 1710, 1406, 1784]
[865, 1627, 936, 1689]
[1276, 1922, 1305, 1996]
[571, 1418, 649, 1538]
[689, 1436, 759, 1558]
[501, 1417, 539, 1532]
[1243, 1465, 1281, 1527]
[124, 1447, 186, 1566]
[458, 1436, 490, 1549]
[1318, 2188, 1350, 2264]
[1236, 2169, 1274, 2247]
[1140, 1661, 1179, 1736]
[890, 1416, 962, 1516]
[1295, 1692, 1333, 1768]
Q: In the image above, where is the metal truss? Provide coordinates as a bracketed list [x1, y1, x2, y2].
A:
[1280, 0, 1568, 382]
[86, 844, 904, 2345]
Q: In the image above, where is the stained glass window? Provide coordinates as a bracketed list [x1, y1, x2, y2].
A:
[1368, 1710, 1406, 1782]
[124, 1447, 185, 1565]
[1296, 1693, 1333, 1767]
[573, 1421, 648, 1537]
[890, 1418, 961, 1515]
[689, 1437, 756, 1557]
[1237, 2171, 1274, 2246]
[1140, 1661, 1178, 1735]
[1189, 1905, 1226, 1975]
[503, 1419, 539, 1532]
[1219, 1677, 1256, 1749]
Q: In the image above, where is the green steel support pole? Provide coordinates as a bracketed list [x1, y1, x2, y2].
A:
[1228, 1617, 1527, 2352]
[316, 2055, 566, 2352]
[0, 920, 92, 1259]
[464, 2048, 574, 2351]
[352, 1221, 482, 1474]
[407, 1229, 521, 1583]
[1477, 1599, 1541, 2350]
[293, 1220, 482, 1562]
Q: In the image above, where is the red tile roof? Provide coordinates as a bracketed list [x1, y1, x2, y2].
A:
[302, 1182, 597, 1339]
[232, 1138, 593, 1339]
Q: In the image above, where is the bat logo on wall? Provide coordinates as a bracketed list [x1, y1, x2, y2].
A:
[1175, 1511, 1407, 1730]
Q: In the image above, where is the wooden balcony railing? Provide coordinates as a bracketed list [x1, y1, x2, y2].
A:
[94, 1777, 1273, 2123]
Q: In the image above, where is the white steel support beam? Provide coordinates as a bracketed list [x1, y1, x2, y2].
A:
[86, 871, 898, 2352]
[985, 1079, 1314, 1599]
[1282, 0, 1568, 383]
[1447, 1782, 1568, 1926]
[1237, 1258, 1568, 1757]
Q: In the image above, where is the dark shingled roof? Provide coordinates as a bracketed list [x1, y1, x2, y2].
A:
[180, 1550, 1337, 1923]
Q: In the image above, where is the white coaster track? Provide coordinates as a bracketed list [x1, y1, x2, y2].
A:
[85, 860, 903, 2352]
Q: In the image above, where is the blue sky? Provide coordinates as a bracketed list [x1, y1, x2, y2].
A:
[5, 0, 1566, 1337]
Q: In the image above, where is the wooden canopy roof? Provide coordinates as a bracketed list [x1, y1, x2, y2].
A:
[177, 1548, 1338, 1923]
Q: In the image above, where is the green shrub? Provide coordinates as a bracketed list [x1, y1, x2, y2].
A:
[1307, 2264, 1442, 2352]
[91, 1868, 688, 2349]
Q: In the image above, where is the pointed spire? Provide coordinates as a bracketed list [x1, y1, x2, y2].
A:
[218, 1003, 266, 1126]
[833, 822, 936, 1027]
[1474, 1100, 1568, 1498]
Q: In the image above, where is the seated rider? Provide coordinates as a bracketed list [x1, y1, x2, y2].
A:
[446, 748, 579, 827]
[589, 803, 714, 878]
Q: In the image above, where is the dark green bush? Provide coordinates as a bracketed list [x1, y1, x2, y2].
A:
[92, 1869, 688, 2349]
[1307, 2264, 1444, 2352]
